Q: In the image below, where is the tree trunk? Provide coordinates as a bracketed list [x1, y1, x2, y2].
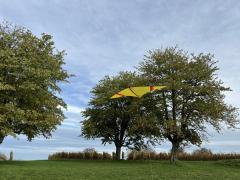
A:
[115, 145, 121, 160]
[170, 142, 179, 164]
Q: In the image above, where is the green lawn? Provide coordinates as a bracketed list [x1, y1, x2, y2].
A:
[0, 160, 240, 180]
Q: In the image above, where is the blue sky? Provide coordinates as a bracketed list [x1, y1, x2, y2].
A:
[0, 0, 240, 160]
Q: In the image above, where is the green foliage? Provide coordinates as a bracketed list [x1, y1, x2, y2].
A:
[137, 46, 239, 162]
[0, 23, 70, 143]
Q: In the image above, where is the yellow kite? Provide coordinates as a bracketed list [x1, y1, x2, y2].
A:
[111, 86, 166, 99]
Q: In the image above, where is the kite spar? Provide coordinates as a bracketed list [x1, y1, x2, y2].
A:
[111, 86, 166, 99]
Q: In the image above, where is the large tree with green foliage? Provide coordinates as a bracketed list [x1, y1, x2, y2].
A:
[137, 47, 239, 163]
[81, 72, 159, 160]
[0, 23, 70, 144]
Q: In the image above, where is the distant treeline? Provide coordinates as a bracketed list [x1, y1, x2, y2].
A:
[48, 148, 240, 161]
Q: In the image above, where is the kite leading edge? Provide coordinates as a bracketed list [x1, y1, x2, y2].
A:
[110, 86, 167, 99]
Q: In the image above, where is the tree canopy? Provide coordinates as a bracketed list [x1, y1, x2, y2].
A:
[137, 47, 239, 163]
[0, 23, 70, 144]
[81, 72, 160, 159]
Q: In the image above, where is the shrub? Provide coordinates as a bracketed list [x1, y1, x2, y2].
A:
[93, 151, 99, 160]
[103, 152, 112, 160]
[127, 149, 240, 161]
[127, 150, 157, 160]
[0, 153, 7, 161]
[112, 152, 116, 160]
[83, 148, 96, 153]
[48, 149, 240, 161]
[193, 148, 212, 155]
[98, 153, 103, 160]
[48, 149, 112, 160]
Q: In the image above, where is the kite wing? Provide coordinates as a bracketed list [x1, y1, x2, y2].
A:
[111, 88, 139, 99]
[111, 86, 166, 99]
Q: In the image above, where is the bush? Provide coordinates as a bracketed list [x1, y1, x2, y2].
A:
[0, 153, 7, 161]
[48, 148, 240, 161]
[83, 148, 96, 153]
[112, 152, 116, 160]
[127, 149, 240, 161]
[193, 148, 212, 155]
[127, 150, 157, 160]
[48, 149, 112, 160]
[103, 152, 112, 160]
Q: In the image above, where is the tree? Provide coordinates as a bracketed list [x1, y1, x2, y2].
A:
[193, 147, 212, 155]
[137, 47, 239, 163]
[81, 72, 159, 160]
[0, 23, 70, 144]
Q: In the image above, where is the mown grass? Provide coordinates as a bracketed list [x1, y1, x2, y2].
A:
[0, 160, 240, 180]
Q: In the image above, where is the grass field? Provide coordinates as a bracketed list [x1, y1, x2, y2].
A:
[0, 160, 240, 180]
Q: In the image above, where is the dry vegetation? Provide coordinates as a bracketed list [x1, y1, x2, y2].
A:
[48, 148, 240, 161]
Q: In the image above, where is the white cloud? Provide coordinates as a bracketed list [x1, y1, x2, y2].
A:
[66, 105, 84, 114]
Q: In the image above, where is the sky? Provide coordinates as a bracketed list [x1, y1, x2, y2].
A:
[0, 0, 240, 160]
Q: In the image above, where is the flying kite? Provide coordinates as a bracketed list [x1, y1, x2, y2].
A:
[111, 86, 166, 99]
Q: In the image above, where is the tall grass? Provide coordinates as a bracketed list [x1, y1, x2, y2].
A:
[127, 150, 240, 161]
[48, 148, 240, 161]
[48, 149, 112, 160]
